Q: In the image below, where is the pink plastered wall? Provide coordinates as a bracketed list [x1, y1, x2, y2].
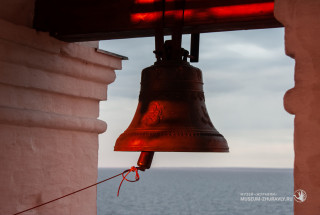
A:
[0, 18, 122, 215]
[275, 0, 320, 214]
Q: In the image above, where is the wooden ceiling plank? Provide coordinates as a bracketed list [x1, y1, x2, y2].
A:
[33, 0, 282, 42]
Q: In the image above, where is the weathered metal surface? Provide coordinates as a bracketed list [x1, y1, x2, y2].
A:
[114, 51, 229, 152]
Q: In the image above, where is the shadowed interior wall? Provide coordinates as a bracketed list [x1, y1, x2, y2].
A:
[275, 0, 320, 214]
[0, 15, 122, 215]
[0, 0, 35, 27]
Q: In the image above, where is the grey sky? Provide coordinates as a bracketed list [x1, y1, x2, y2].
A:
[98, 28, 295, 168]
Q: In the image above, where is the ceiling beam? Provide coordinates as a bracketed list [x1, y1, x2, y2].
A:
[33, 0, 282, 42]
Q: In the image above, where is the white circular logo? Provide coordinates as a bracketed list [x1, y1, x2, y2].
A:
[294, 189, 307, 203]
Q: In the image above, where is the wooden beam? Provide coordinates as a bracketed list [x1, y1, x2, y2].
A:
[33, 0, 282, 42]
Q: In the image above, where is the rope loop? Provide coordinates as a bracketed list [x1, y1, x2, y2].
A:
[117, 166, 140, 196]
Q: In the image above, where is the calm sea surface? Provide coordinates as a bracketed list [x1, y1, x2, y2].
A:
[97, 168, 293, 215]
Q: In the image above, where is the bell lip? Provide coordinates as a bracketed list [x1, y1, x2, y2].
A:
[114, 148, 229, 152]
[114, 132, 229, 152]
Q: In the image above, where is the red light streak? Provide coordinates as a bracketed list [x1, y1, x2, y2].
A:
[131, 11, 162, 23]
[134, 0, 175, 3]
[207, 3, 274, 19]
[131, 2, 274, 24]
[135, 0, 157, 3]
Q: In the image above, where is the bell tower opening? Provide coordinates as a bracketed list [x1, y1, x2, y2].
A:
[97, 27, 294, 214]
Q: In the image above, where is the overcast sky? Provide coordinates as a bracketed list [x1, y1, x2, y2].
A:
[98, 28, 295, 168]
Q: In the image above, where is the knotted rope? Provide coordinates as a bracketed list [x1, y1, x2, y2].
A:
[13, 166, 140, 215]
[117, 166, 140, 196]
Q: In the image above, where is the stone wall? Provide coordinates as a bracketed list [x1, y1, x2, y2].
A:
[275, 0, 320, 214]
[0, 0, 35, 27]
[0, 19, 121, 215]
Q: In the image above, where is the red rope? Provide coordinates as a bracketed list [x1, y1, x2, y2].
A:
[13, 167, 140, 215]
[117, 166, 140, 197]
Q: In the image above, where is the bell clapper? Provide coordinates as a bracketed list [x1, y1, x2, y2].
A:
[137, 151, 155, 171]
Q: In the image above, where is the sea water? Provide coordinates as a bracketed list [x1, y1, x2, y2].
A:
[97, 168, 293, 215]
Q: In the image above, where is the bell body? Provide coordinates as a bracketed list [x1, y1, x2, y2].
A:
[114, 60, 229, 152]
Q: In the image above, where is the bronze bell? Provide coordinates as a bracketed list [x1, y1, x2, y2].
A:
[114, 58, 229, 153]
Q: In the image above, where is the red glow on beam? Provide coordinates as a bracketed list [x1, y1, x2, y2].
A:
[134, 0, 175, 3]
[131, 2, 274, 24]
[204, 2, 274, 19]
[134, 0, 158, 3]
[131, 10, 184, 24]
[131, 11, 162, 23]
